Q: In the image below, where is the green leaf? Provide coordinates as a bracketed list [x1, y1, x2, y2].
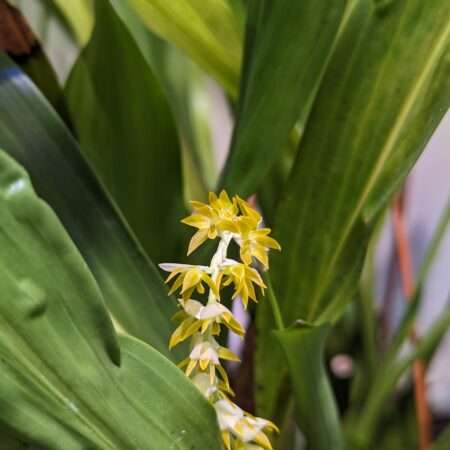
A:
[65, 0, 187, 264]
[275, 323, 344, 450]
[0, 149, 222, 449]
[0, 53, 176, 357]
[129, 0, 242, 95]
[256, 0, 450, 420]
[220, 0, 348, 197]
[273, 0, 450, 326]
[109, 1, 216, 199]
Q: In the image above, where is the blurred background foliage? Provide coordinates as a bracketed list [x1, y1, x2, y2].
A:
[0, 0, 449, 449]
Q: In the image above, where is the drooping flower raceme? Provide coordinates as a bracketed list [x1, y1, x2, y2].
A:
[160, 191, 280, 450]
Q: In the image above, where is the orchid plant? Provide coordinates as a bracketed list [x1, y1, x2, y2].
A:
[0, 0, 448, 450]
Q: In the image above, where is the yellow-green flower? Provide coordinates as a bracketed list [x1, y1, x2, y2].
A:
[182, 191, 239, 255]
[220, 263, 267, 309]
[159, 263, 218, 301]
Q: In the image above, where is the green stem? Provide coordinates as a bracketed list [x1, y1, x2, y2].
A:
[263, 272, 285, 331]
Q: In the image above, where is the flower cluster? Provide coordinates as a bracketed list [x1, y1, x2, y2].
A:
[160, 191, 280, 450]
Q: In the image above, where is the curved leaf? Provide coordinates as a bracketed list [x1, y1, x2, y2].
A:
[129, 0, 242, 95]
[220, 0, 348, 197]
[273, 0, 450, 325]
[108, 1, 215, 202]
[0, 150, 222, 450]
[256, 0, 450, 419]
[66, 0, 186, 264]
[0, 53, 176, 357]
[275, 324, 344, 450]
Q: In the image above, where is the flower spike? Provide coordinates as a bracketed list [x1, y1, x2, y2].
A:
[160, 191, 279, 449]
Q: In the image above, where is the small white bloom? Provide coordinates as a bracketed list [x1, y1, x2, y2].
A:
[189, 336, 220, 365]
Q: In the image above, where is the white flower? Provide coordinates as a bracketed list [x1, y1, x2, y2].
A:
[189, 335, 221, 366]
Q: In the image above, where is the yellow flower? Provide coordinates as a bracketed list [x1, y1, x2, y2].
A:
[220, 263, 267, 309]
[238, 221, 281, 269]
[214, 399, 279, 450]
[172, 299, 245, 337]
[159, 263, 218, 301]
[235, 199, 281, 269]
[182, 191, 239, 255]
[178, 335, 239, 387]
[236, 196, 262, 224]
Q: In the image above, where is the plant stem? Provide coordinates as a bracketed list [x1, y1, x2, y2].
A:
[392, 196, 432, 450]
[263, 272, 285, 331]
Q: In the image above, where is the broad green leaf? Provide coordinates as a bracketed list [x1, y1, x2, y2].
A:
[256, 0, 450, 420]
[0, 149, 222, 449]
[273, 0, 450, 326]
[0, 54, 177, 357]
[66, 0, 186, 265]
[110, 0, 216, 199]
[129, 0, 242, 95]
[220, 0, 348, 197]
[275, 324, 344, 450]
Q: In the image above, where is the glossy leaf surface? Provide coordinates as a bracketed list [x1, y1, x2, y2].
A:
[66, 0, 186, 264]
[0, 150, 221, 449]
[0, 54, 176, 356]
